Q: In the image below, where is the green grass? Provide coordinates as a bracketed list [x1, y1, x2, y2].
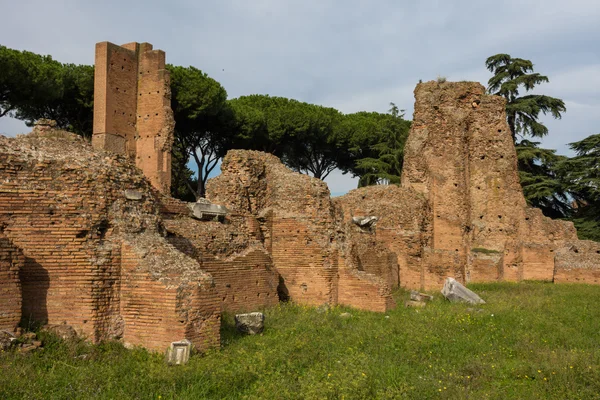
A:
[2, 282, 600, 399]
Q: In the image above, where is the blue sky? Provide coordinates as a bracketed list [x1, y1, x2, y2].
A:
[1, 0, 599, 195]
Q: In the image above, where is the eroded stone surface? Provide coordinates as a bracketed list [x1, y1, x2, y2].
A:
[235, 312, 265, 335]
[441, 277, 486, 304]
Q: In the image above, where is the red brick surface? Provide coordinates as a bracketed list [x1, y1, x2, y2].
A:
[93, 42, 174, 194]
[0, 132, 219, 351]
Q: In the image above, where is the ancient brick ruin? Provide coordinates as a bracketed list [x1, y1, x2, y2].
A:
[1, 66, 599, 353]
[0, 131, 219, 351]
[92, 42, 174, 194]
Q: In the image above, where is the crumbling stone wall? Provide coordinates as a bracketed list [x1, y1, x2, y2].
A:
[0, 130, 219, 351]
[160, 200, 279, 313]
[93, 42, 174, 194]
[333, 186, 430, 290]
[554, 241, 600, 284]
[207, 151, 396, 312]
[401, 81, 598, 287]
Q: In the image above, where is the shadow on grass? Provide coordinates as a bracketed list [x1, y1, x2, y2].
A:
[219, 313, 246, 348]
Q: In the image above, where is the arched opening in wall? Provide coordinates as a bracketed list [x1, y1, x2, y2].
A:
[20, 257, 50, 328]
[277, 275, 289, 302]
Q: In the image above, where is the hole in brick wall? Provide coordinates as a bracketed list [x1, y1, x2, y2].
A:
[454, 183, 458, 187]
[455, 249, 459, 252]
[573, 248, 579, 253]
[116, 87, 119, 91]
[225, 284, 231, 288]
[499, 228, 503, 232]
[437, 215, 441, 218]
[155, 113, 159, 116]
[147, 70, 150, 73]
[122, 112, 125, 115]
[497, 186, 500, 189]
[596, 250, 600, 254]
[139, 93, 142, 96]
[121, 66, 124, 70]
[498, 215, 502, 219]
[148, 92, 151, 95]
[498, 129, 502, 132]
[525, 217, 530, 221]
[124, 58, 126, 61]
[477, 186, 481, 190]
[481, 155, 485, 160]
[257, 293, 260, 297]
[76, 230, 89, 238]
[500, 155, 504, 159]
[157, 91, 160, 94]
[222, 296, 226, 301]
[256, 280, 259, 286]
[93, 220, 110, 240]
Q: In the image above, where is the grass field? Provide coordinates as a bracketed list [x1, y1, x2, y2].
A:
[2, 281, 600, 399]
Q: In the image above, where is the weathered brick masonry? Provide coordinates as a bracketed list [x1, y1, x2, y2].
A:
[1, 75, 599, 354]
[93, 42, 174, 194]
[0, 131, 219, 351]
[400, 81, 600, 287]
[160, 198, 280, 313]
[207, 151, 396, 312]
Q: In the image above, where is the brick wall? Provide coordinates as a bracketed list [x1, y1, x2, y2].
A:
[0, 234, 23, 332]
[401, 81, 595, 287]
[93, 41, 174, 194]
[207, 150, 396, 312]
[120, 240, 220, 351]
[554, 241, 600, 284]
[162, 208, 280, 313]
[0, 132, 219, 352]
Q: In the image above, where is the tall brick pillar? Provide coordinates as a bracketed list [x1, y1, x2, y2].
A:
[93, 42, 174, 193]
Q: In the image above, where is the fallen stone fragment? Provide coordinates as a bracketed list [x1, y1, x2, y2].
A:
[124, 189, 143, 200]
[405, 300, 426, 308]
[410, 291, 434, 302]
[441, 277, 486, 304]
[20, 332, 36, 342]
[235, 312, 265, 335]
[19, 344, 38, 353]
[339, 312, 352, 319]
[0, 330, 16, 351]
[188, 201, 228, 221]
[351, 216, 379, 228]
[166, 339, 192, 366]
[42, 324, 78, 341]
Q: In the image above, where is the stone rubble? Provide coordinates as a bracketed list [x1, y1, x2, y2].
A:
[441, 278, 486, 305]
[235, 312, 265, 335]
